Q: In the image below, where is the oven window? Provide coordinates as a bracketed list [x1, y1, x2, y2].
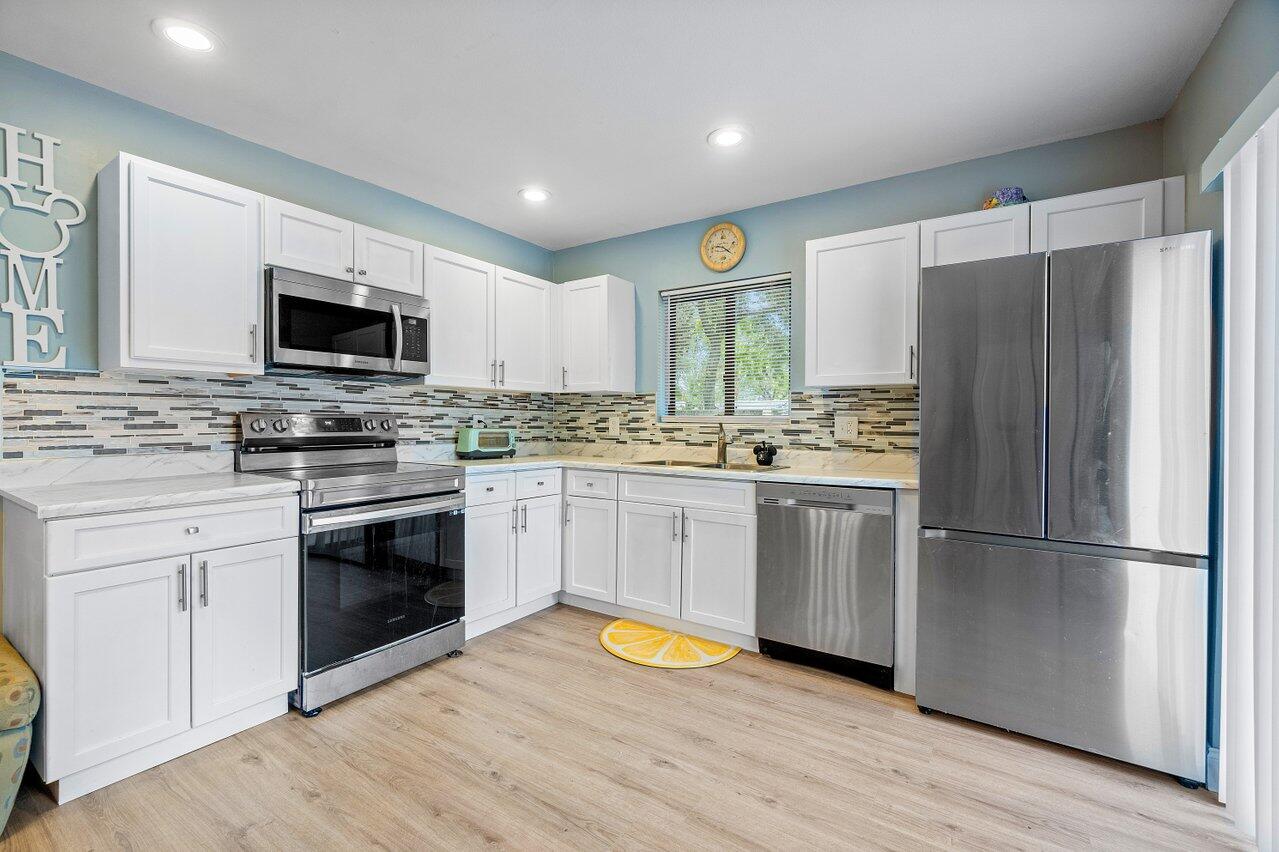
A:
[302, 507, 464, 673]
[278, 294, 395, 359]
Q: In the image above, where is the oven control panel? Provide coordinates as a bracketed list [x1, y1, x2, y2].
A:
[239, 412, 401, 443]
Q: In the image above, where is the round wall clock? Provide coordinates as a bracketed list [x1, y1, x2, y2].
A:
[699, 221, 746, 272]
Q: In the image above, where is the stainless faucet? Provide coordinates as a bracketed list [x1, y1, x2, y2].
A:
[716, 423, 728, 465]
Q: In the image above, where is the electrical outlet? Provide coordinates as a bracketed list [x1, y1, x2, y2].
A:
[834, 415, 859, 441]
[607, 415, 621, 437]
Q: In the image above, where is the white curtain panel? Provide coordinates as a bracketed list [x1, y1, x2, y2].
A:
[1221, 105, 1279, 849]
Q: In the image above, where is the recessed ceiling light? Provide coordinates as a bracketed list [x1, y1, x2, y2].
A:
[152, 18, 218, 52]
[707, 126, 747, 148]
[519, 187, 551, 203]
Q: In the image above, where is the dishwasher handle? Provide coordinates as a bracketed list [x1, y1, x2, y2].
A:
[758, 496, 892, 514]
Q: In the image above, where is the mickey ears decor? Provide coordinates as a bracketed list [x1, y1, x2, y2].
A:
[981, 186, 1028, 210]
[0, 122, 85, 369]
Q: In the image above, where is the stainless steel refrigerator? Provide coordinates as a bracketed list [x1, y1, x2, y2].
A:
[917, 231, 1211, 784]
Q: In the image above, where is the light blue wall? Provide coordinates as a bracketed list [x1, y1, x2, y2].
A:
[552, 122, 1166, 393]
[0, 51, 552, 370]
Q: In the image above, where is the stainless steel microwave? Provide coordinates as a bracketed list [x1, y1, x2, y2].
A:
[266, 266, 430, 378]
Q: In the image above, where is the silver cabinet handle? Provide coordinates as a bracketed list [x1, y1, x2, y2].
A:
[485, 486, 495, 492]
[536, 480, 544, 486]
[499, 360, 506, 386]
[521, 503, 528, 532]
[345, 266, 354, 273]
[682, 513, 688, 542]
[565, 505, 572, 525]
[199, 560, 209, 608]
[909, 344, 916, 380]
[585, 481, 594, 488]
[357, 269, 367, 276]
[512, 505, 518, 533]
[672, 511, 679, 541]
[249, 323, 257, 363]
[562, 366, 568, 390]
[185, 526, 200, 535]
[177, 562, 187, 612]
[491, 360, 497, 386]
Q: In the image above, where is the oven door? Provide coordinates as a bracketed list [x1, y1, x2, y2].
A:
[300, 493, 465, 675]
[269, 272, 429, 375]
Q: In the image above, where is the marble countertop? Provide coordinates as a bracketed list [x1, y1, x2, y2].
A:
[0, 473, 302, 520]
[449, 454, 919, 490]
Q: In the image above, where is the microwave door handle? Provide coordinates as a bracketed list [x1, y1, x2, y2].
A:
[391, 303, 404, 372]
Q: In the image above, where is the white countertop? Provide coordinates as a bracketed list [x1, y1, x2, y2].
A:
[0, 473, 302, 520]
[450, 454, 919, 490]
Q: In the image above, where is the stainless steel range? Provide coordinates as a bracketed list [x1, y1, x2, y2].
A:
[236, 411, 465, 716]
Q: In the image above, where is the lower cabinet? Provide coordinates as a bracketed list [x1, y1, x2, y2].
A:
[562, 495, 618, 603]
[44, 536, 298, 779]
[465, 487, 562, 634]
[616, 500, 756, 634]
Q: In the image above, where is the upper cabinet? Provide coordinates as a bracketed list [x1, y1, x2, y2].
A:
[560, 275, 636, 393]
[263, 198, 354, 280]
[99, 153, 265, 374]
[264, 198, 423, 296]
[494, 267, 555, 392]
[920, 204, 1030, 268]
[1030, 178, 1166, 253]
[805, 223, 920, 388]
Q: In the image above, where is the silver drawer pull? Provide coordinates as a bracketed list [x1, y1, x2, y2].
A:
[185, 526, 200, 535]
[199, 560, 209, 607]
[485, 486, 495, 492]
[586, 481, 594, 487]
[536, 480, 544, 486]
[177, 563, 187, 612]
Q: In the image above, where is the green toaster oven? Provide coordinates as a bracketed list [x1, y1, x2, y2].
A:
[456, 427, 517, 459]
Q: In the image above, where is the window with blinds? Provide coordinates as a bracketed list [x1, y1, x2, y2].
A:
[661, 274, 791, 418]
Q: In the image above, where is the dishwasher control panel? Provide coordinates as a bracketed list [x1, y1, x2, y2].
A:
[756, 482, 893, 511]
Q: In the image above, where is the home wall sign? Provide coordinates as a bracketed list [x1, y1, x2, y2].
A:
[0, 122, 85, 368]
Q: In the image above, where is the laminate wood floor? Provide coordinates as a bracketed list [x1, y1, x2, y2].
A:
[2, 605, 1249, 850]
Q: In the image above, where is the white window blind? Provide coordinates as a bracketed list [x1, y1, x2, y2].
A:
[661, 274, 791, 418]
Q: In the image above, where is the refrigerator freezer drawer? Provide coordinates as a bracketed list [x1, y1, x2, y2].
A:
[917, 535, 1207, 781]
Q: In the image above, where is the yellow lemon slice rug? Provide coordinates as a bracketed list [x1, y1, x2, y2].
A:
[599, 619, 740, 669]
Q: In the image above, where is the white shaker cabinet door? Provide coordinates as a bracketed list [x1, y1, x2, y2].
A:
[616, 502, 682, 618]
[562, 496, 619, 603]
[515, 495, 562, 604]
[805, 222, 920, 387]
[680, 509, 756, 635]
[494, 267, 554, 391]
[920, 204, 1030, 267]
[191, 539, 299, 727]
[465, 501, 518, 621]
[1029, 179, 1164, 252]
[424, 244, 496, 389]
[354, 224, 424, 296]
[264, 197, 355, 280]
[560, 276, 608, 392]
[45, 556, 192, 778]
[127, 158, 264, 372]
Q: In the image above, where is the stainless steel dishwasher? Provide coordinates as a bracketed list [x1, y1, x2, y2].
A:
[756, 482, 895, 687]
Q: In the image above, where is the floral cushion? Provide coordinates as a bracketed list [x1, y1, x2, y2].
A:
[0, 638, 38, 732]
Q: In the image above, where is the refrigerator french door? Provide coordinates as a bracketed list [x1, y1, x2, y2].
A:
[917, 232, 1211, 783]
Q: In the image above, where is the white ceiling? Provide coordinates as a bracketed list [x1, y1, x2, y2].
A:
[0, 0, 1231, 250]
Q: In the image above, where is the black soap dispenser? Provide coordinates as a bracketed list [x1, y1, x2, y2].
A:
[753, 441, 778, 466]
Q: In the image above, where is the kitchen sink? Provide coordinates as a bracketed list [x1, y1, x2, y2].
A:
[694, 462, 787, 471]
[633, 459, 707, 467]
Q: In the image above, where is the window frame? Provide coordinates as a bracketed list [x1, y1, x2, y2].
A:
[659, 273, 792, 423]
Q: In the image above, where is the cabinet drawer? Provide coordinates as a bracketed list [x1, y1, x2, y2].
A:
[466, 473, 516, 506]
[45, 495, 299, 576]
[618, 474, 755, 514]
[565, 469, 617, 499]
[516, 469, 561, 499]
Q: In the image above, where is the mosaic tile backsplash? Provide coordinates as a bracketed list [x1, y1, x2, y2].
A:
[1, 371, 918, 460]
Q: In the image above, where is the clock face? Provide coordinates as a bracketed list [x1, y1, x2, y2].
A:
[700, 222, 745, 272]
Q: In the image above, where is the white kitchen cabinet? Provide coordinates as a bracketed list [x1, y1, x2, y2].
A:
[464, 501, 518, 621]
[424, 244, 497, 389]
[264, 197, 354, 280]
[354, 223, 424, 296]
[805, 222, 919, 387]
[495, 267, 555, 391]
[560, 275, 636, 393]
[562, 496, 618, 603]
[516, 494, 562, 604]
[45, 555, 192, 778]
[920, 204, 1030, 267]
[617, 501, 683, 618]
[99, 153, 264, 374]
[190, 539, 299, 727]
[1030, 179, 1165, 252]
[680, 508, 756, 635]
